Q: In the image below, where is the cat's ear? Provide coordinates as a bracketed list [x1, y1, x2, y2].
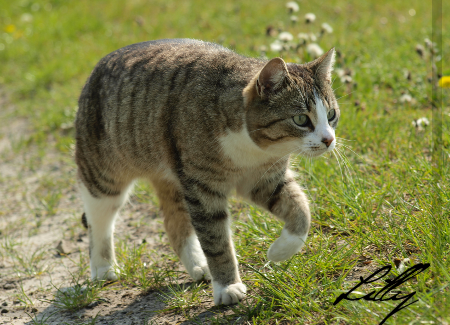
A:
[309, 48, 335, 84]
[256, 57, 289, 98]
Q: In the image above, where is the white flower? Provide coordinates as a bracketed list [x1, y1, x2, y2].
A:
[286, 1, 299, 13]
[278, 31, 294, 42]
[424, 38, 434, 48]
[415, 44, 425, 58]
[336, 68, 345, 78]
[321, 23, 333, 33]
[270, 40, 283, 52]
[21, 13, 33, 22]
[307, 43, 323, 58]
[308, 33, 317, 42]
[412, 117, 429, 131]
[399, 93, 412, 103]
[417, 117, 429, 126]
[297, 33, 309, 42]
[340, 75, 353, 84]
[290, 15, 298, 23]
[305, 13, 316, 23]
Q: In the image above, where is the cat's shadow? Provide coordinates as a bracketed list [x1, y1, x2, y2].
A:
[25, 280, 242, 325]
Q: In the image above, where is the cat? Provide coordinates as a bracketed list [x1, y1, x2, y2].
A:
[75, 38, 339, 305]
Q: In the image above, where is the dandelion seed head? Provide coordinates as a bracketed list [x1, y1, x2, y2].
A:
[266, 25, 277, 37]
[417, 117, 429, 126]
[308, 33, 317, 42]
[340, 75, 353, 84]
[297, 33, 309, 42]
[270, 40, 283, 52]
[399, 93, 412, 103]
[409, 9, 416, 16]
[336, 68, 345, 78]
[415, 44, 425, 58]
[305, 13, 316, 24]
[290, 15, 298, 24]
[321, 22, 333, 33]
[412, 117, 429, 131]
[306, 43, 323, 58]
[278, 31, 294, 42]
[400, 93, 412, 103]
[286, 1, 299, 13]
[424, 38, 433, 48]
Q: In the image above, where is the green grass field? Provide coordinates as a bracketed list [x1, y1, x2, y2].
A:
[0, 0, 449, 324]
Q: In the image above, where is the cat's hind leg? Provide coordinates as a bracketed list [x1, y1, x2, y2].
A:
[79, 179, 132, 281]
[152, 177, 211, 281]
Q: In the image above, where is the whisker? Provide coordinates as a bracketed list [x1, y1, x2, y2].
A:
[332, 150, 345, 181]
[335, 147, 354, 183]
[308, 156, 313, 178]
[336, 137, 355, 142]
[331, 75, 338, 88]
[336, 92, 354, 101]
[338, 143, 364, 161]
[332, 83, 345, 92]
[336, 147, 356, 181]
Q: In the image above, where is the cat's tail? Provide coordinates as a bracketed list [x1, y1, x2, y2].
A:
[81, 213, 88, 229]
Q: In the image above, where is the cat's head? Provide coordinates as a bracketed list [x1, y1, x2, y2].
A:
[243, 49, 339, 158]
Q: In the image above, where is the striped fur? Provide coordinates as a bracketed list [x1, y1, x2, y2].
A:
[75, 39, 339, 305]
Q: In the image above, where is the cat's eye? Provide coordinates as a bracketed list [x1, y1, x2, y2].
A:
[293, 114, 309, 127]
[327, 109, 336, 121]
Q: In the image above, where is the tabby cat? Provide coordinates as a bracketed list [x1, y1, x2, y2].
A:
[75, 39, 339, 305]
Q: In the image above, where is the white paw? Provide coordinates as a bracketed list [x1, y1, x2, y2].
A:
[212, 281, 246, 305]
[180, 234, 212, 281]
[267, 228, 307, 262]
[91, 265, 118, 281]
[191, 265, 212, 281]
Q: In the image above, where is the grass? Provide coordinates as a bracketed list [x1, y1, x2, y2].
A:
[0, 0, 449, 324]
[51, 279, 105, 312]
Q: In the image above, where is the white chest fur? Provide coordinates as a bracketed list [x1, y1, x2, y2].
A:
[219, 127, 275, 168]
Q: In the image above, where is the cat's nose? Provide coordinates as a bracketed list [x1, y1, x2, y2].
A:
[321, 137, 334, 148]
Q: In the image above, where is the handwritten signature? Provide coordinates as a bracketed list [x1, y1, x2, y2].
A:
[333, 263, 430, 325]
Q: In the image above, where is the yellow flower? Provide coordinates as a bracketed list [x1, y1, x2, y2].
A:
[439, 76, 450, 88]
[5, 24, 15, 33]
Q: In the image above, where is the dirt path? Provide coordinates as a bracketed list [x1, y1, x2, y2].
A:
[0, 102, 237, 324]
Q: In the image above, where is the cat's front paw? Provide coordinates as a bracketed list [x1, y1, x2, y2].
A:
[91, 265, 118, 282]
[267, 228, 307, 262]
[212, 281, 246, 305]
